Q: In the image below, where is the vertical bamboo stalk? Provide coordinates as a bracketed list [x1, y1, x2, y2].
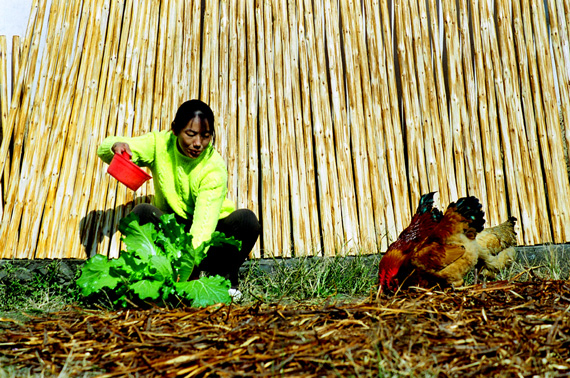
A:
[236, 0, 249, 211]
[151, 0, 168, 132]
[217, 0, 229, 164]
[0, 0, 41, 178]
[67, 0, 117, 258]
[375, 0, 410, 236]
[0, 0, 56, 258]
[426, 0, 457, 203]
[19, 0, 84, 258]
[34, 0, 97, 258]
[85, 0, 126, 257]
[405, 0, 436, 196]
[264, 0, 284, 255]
[295, 0, 321, 254]
[495, 0, 537, 243]
[226, 0, 239, 204]
[531, 0, 570, 241]
[246, 0, 260, 257]
[458, 0, 487, 209]
[480, 0, 524, 237]
[442, 0, 467, 198]
[478, 0, 508, 223]
[301, 0, 337, 255]
[548, 0, 570, 185]
[170, 0, 184, 114]
[101, 0, 135, 259]
[321, 0, 360, 252]
[511, 0, 551, 240]
[339, 0, 379, 253]
[255, 0, 275, 255]
[312, 0, 344, 255]
[272, 0, 292, 256]
[201, 0, 216, 105]
[185, 0, 200, 101]
[499, 0, 541, 243]
[394, 1, 424, 203]
[0, 36, 8, 213]
[468, 0, 499, 225]
[108, 0, 147, 259]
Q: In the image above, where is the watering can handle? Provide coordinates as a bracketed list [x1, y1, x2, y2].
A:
[120, 151, 131, 160]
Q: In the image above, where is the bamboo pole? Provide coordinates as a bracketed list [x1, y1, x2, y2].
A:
[468, 0, 499, 225]
[186, 0, 200, 102]
[365, 0, 397, 243]
[237, 0, 250, 210]
[478, 0, 509, 223]
[275, 0, 300, 256]
[246, 0, 260, 257]
[494, 0, 537, 244]
[413, 0, 449, 204]
[548, 0, 570, 190]
[199, 1, 218, 105]
[295, 0, 321, 254]
[531, 0, 570, 241]
[0, 36, 7, 214]
[109, 0, 147, 259]
[442, 0, 467, 198]
[458, 0, 487, 209]
[550, 0, 570, 163]
[426, 0, 456, 203]
[77, 0, 125, 258]
[35, 0, 97, 258]
[271, 0, 293, 256]
[170, 0, 184, 116]
[226, 0, 239, 205]
[301, 0, 336, 255]
[18, 0, 84, 258]
[0, 0, 41, 181]
[312, 0, 344, 255]
[255, 0, 275, 256]
[0, 0, 56, 258]
[480, 0, 524, 239]
[498, 0, 541, 244]
[263, 0, 284, 255]
[404, 0, 434, 197]
[66, 0, 115, 258]
[341, 0, 380, 253]
[511, 0, 552, 241]
[394, 1, 423, 204]
[374, 0, 410, 237]
[151, 0, 167, 132]
[217, 0, 229, 165]
[322, 0, 360, 252]
[85, 0, 126, 257]
[102, 0, 135, 259]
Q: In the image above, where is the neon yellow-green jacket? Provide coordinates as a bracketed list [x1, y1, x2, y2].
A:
[97, 130, 235, 248]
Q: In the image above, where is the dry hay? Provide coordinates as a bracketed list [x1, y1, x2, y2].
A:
[1, 280, 569, 377]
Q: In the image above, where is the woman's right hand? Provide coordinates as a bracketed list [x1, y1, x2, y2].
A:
[112, 142, 132, 157]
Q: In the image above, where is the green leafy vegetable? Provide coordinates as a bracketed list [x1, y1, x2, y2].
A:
[77, 212, 241, 308]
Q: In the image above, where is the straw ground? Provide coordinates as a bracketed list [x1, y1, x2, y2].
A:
[0, 245, 569, 377]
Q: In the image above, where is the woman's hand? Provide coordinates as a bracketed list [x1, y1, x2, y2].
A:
[112, 142, 132, 157]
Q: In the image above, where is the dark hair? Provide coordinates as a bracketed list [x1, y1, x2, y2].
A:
[171, 99, 215, 141]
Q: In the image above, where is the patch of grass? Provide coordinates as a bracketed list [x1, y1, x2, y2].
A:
[238, 253, 380, 303]
[0, 260, 81, 316]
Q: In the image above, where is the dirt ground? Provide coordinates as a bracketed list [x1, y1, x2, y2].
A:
[1, 279, 569, 377]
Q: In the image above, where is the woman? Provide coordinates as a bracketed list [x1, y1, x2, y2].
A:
[97, 99, 260, 296]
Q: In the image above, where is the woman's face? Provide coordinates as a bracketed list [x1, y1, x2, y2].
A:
[176, 117, 212, 158]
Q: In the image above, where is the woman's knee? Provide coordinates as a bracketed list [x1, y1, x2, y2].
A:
[131, 203, 163, 225]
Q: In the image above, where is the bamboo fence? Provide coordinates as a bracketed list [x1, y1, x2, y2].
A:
[1, 0, 570, 259]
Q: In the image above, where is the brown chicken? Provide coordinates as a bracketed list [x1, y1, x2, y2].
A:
[377, 193, 517, 295]
[475, 216, 518, 278]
